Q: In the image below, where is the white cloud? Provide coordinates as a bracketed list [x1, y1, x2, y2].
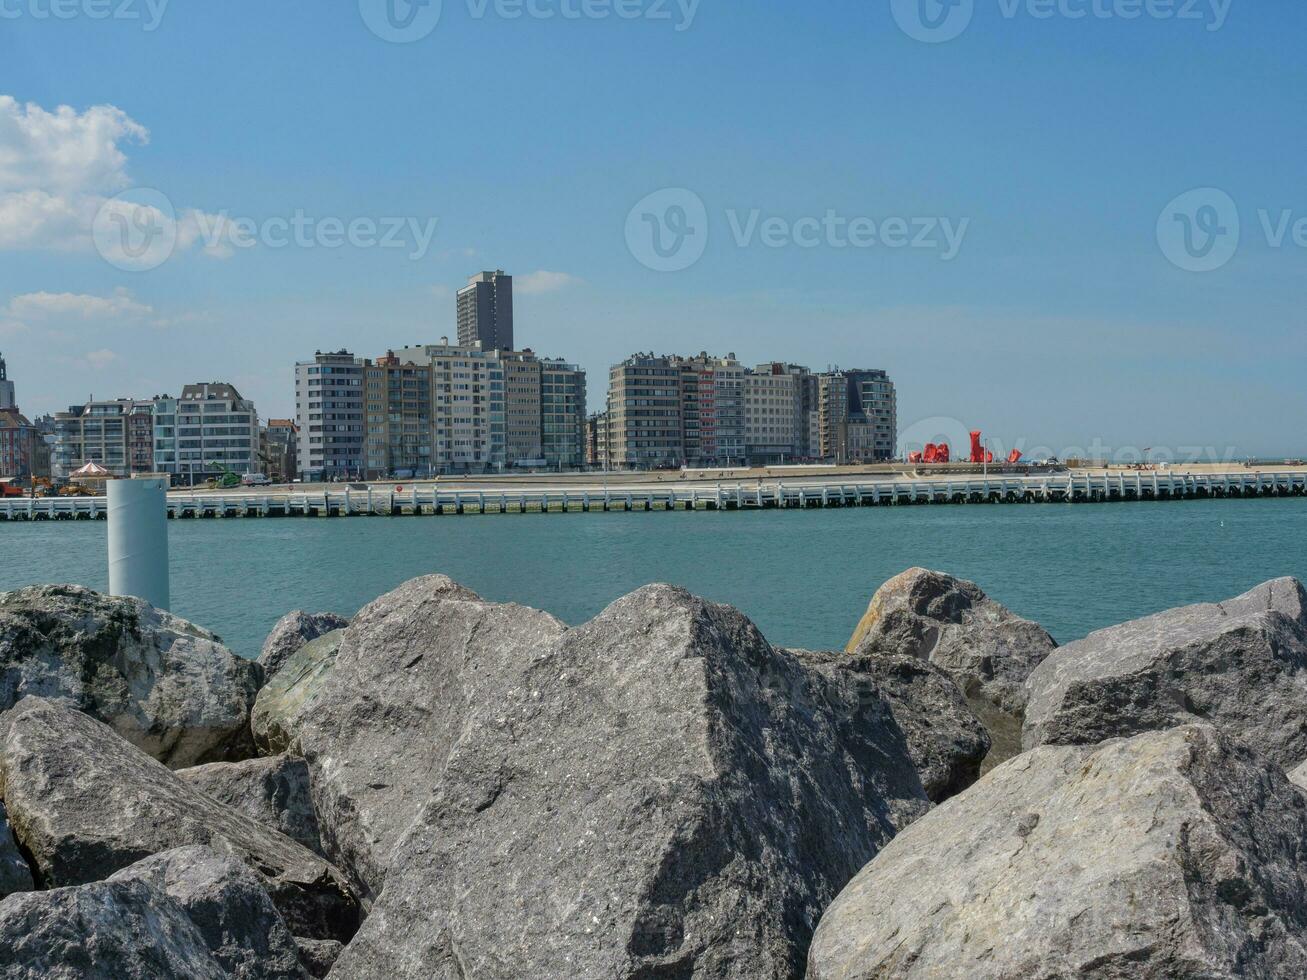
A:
[0, 95, 227, 262]
[0, 96, 147, 194]
[83, 349, 119, 369]
[6, 287, 154, 322]
[517, 270, 582, 295]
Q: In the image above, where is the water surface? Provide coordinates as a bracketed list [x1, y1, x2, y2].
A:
[3, 498, 1305, 659]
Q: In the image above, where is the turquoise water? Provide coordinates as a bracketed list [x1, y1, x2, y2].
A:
[2, 498, 1306, 659]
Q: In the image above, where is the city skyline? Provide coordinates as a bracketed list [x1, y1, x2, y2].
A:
[1, 5, 1303, 458]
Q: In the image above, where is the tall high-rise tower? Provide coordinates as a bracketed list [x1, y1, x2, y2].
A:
[0, 352, 15, 411]
[456, 270, 514, 351]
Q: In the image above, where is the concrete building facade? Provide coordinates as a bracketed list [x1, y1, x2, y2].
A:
[364, 353, 433, 478]
[607, 354, 684, 469]
[744, 363, 807, 465]
[456, 270, 514, 352]
[52, 399, 157, 479]
[540, 359, 587, 470]
[174, 383, 259, 482]
[296, 351, 366, 480]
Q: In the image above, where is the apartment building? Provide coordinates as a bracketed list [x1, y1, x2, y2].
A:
[744, 363, 808, 465]
[174, 383, 260, 482]
[262, 419, 298, 483]
[584, 411, 609, 469]
[152, 398, 177, 475]
[817, 369, 898, 463]
[606, 354, 896, 469]
[364, 353, 433, 478]
[52, 399, 156, 479]
[675, 353, 745, 467]
[607, 354, 684, 469]
[397, 343, 506, 473]
[541, 360, 587, 470]
[501, 350, 543, 465]
[296, 351, 366, 479]
[456, 270, 514, 352]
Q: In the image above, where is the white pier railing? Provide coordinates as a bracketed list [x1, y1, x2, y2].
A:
[2, 471, 1305, 522]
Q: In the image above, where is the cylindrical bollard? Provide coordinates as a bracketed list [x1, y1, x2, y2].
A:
[107, 478, 170, 610]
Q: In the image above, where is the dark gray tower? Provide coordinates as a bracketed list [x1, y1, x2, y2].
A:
[0, 352, 14, 411]
[456, 270, 514, 351]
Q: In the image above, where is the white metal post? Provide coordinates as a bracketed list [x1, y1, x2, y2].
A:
[107, 478, 170, 610]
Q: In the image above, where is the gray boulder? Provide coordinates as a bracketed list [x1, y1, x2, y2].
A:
[179, 755, 323, 856]
[1290, 759, 1307, 793]
[792, 648, 990, 803]
[0, 800, 33, 898]
[0, 877, 226, 979]
[321, 577, 928, 979]
[1023, 577, 1307, 767]
[808, 725, 1307, 979]
[847, 568, 1056, 767]
[0, 696, 359, 943]
[294, 939, 342, 978]
[0, 584, 261, 768]
[109, 846, 307, 979]
[251, 631, 343, 757]
[258, 611, 349, 682]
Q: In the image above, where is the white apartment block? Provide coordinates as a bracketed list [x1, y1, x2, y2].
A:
[173, 383, 260, 482]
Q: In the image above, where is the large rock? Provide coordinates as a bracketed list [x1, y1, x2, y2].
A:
[792, 649, 990, 804]
[258, 611, 349, 682]
[0, 877, 227, 979]
[808, 725, 1307, 979]
[179, 756, 323, 856]
[0, 696, 359, 943]
[1023, 578, 1307, 767]
[847, 568, 1056, 767]
[251, 630, 343, 757]
[109, 846, 307, 979]
[318, 577, 929, 979]
[0, 799, 33, 898]
[0, 584, 261, 768]
[294, 939, 342, 978]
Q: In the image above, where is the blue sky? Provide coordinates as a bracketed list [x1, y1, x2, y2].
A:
[0, 0, 1303, 458]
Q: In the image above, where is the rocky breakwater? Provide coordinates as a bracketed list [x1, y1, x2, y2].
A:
[6, 572, 1307, 979]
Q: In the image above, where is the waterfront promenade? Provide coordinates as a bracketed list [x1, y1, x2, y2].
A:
[3, 466, 1305, 521]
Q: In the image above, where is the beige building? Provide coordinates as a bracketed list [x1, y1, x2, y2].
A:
[365, 353, 433, 477]
[744, 363, 807, 465]
[501, 350, 543, 466]
[397, 343, 506, 473]
[607, 354, 684, 469]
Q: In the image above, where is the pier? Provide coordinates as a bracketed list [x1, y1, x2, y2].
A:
[2, 469, 1305, 521]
